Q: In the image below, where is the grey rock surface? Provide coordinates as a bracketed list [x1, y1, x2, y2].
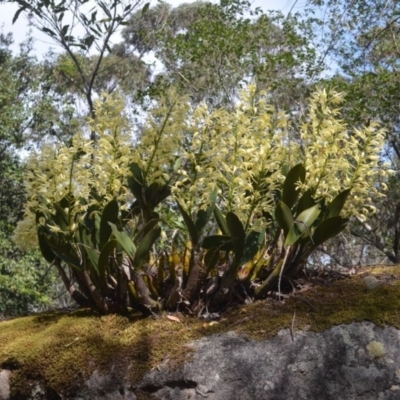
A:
[139, 322, 400, 400]
[3, 322, 400, 399]
[0, 370, 10, 400]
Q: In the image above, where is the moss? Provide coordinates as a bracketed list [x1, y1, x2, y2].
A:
[2, 265, 400, 397]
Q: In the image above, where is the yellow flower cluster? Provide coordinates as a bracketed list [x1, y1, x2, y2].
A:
[14, 93, 134, 249]
[170, 85, 295, 228]
[14, 86, 391, 250]
[131, 88, 191, 185]
[298, 88, 392, 221]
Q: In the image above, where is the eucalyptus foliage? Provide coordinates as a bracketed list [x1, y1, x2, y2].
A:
[0, 36, 61, 316]
[14, 86, 391, 315]
[307, 0, 400, 263]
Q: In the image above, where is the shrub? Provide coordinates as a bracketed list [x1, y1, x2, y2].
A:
[14, 86, 391, 315]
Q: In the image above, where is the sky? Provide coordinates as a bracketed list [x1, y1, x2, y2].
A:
[0, 0, 300, 56]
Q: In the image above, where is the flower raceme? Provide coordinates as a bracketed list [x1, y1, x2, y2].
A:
[15, 86, 391, 249]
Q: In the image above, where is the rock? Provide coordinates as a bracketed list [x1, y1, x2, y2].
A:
[0, 370, 11, 400]
[4, 266, 400, 400]
[78, 369, 136, 400]
[139, 322, 400, 400]
[5, 322, 400, 399]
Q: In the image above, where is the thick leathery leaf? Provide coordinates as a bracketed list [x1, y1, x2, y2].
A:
[100, 200, 119, 250]
[82, 204, 98, 232]
[52, 249, 82, 271]
[226, 212, 246, 264]
[84, 246, 100, 275]
[145, 182, 171, 209]
[282, 163, 306, 209]
[275, 201, 294, 234]
[109, 222, 136, 258]
[285, 204, 321, 246]
[177, 202, 198, 245]
[297, 189, 315, 215]
[128, 162, 145, 204]
[312, 217, 349, 247]
[202, 235, 233, 251]
[42, 232, 78, 265]
[133, 219, 159, 244]
[81, 226, 100, 275]
[213, 205, 230, 236]
[133, 226, 161, 269]
[241, 229, 265, 265]
[37, 228, 56, 263]
[195, 188, 217, 235]
[98, 239, 117, 279]
[328, 189, 351, 218]
[53, 203, 69, 232]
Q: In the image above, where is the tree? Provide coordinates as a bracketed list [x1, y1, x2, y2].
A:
[121, 0, 318, 111]
[0, 33, 59, 316]
[10, 0, 146, 136]
[305, 0, 400, 264]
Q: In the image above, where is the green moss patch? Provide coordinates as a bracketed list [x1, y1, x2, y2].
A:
[2, 265, 400, 397]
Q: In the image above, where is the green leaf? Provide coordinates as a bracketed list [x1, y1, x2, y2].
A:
[226, 212, 246, 264]
[52, 249, 82, 271]
[42, 233, 81, 270]
[297, 189, 315, 215]
[84, 246, 100, 275]
[177, 202, 199, 245]
[82, 204, 98, 232]
[173, 157, 182, 171]
[285, 204, 321, 246]
[328, 189, 351, 218]
[53, 203, 69, 232]
[42, 232, 71, 257]
[61, 24, 69, 36]
[275, 201, 294, 234]
[142, 2, 150, 14]
[12, 7, 27, 24]
[133, 227, 161, 269]
[94, 212, 101, 249]
[98, 239, 117, 279]
[195, 188, 217, 235]
[282, 163, 306, 209]
[41, 27, 57, 37]
[37, 228, 56, 263]
[80, 225, 100, 275]
[214, 205, 230, 236]
[133, 219, 159, 244]
[312, 217, 349, 247]
[145, 182, 171, 209]
[241, 229, 265, 265]
[83, 35, 95, 48]
[128, 162, 145, 205]
[109, 222, 136, 258]
[98, 0, 112, 18]
[100, 199, 119, 249]
[59, 194, 72, 209]
[202, 235, 233, 251]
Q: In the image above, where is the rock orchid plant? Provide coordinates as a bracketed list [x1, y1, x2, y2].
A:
[14, 86, 391, 315]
